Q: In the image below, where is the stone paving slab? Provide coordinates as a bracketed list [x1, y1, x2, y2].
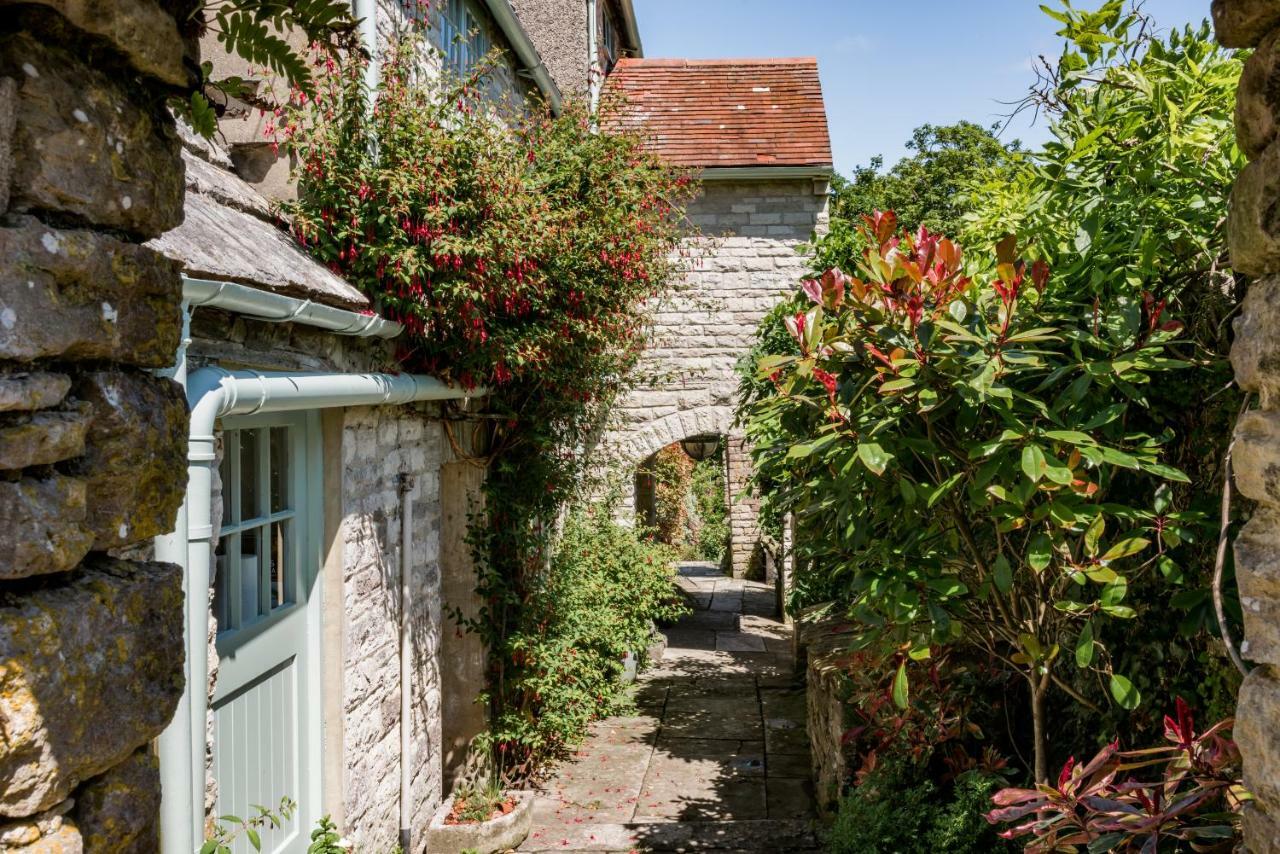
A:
[521, 565, 818, 852]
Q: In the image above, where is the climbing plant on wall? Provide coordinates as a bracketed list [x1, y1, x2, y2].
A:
[278, 31, 694, 776]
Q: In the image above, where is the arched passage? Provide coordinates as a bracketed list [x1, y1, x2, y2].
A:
[604, 406, 763, 580]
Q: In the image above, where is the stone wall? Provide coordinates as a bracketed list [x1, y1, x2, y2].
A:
[509, 0, 590, 97]
[0, 2, 190, 849]
[604, 178, 829, 577]
[1220, 1, 1280, 848]
[339, 404, 447, 850]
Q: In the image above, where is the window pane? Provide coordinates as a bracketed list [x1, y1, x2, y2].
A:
[270, 520, 293, 610]
[270, 426, 289, 514]
[240, 429, 261, 520]
[214, 536, 230, 631]
[240, 527, 264, 623]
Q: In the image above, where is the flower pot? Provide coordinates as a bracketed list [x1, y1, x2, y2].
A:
[425, 790, 533, 854]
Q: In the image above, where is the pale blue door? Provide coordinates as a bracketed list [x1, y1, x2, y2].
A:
[211, 411, 323, 853]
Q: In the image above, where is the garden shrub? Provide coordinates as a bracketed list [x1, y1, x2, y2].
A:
[688, 452, 729, 563]
[495, 508, 686, 761]
[828, 758, 1013, 854]
[278, 28, 694, 778]
[641, 445, 695, 546]
[738, 0, 1246, 793]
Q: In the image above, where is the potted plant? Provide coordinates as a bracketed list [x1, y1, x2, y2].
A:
[426, 777, 534, 854]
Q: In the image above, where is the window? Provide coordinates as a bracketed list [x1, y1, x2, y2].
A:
[601, 3, 621, 72]
[214, 420, 300, 636]
[437, 0, 490, 78]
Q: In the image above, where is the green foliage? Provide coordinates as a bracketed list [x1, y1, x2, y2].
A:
[449, 782, 510, 824]
[176, 0, 358, 138]
[642, 445, 694, 545]
[742, 212, 1199, 779]
[688, 453, 729, 563]
[202, 797, 298, 854]
[962, 8, 1242, 306]
[306, 816, 346, 854]
[813, 122, 1021, 277]
[481, 509, 686, 766]
[828, 760, 1013, 854]
[279, 29, 692, 779]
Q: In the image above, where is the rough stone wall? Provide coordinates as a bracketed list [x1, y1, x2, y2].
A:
[726, 432, 763, 578]
[1219, 2, 1280, 849]
[796, 612, 857, 816]
[604, 178, 829, 577]
[509, 0, 590, 97]
[339, 404, 446, 850]
[0, 1, 190, 849]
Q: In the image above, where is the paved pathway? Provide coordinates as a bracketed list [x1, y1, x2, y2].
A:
[521, 563, 820, 852]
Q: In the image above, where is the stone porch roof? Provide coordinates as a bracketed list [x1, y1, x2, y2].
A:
[147, 126, 369, 311]
[603, 57, 833, 170]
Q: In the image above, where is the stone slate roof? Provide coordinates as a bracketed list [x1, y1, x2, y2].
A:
[148, 128, 368, 311]
[603, 58, 833, 169]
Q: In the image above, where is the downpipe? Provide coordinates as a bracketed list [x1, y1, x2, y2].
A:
[398, 472, 416, 852]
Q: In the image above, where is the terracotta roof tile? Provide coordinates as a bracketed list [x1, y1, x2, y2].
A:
[603, 57, 833, 169]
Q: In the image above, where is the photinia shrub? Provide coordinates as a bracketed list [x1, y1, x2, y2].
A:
[742, 211, 1197, 782]
[987, 698, 1246, 852]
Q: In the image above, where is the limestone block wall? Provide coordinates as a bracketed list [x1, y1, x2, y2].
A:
[1218, 1, 1280, 848]
[339, 404, 446, 849]
[0, 1, 191, 848]
[605, 178, 829, 577]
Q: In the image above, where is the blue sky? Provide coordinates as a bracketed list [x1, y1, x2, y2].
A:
[631, 0, 1216, 175]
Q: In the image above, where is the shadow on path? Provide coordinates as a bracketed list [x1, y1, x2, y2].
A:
[521, 562, 821, 852]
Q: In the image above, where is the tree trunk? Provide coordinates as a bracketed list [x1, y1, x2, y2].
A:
[1030, 676, 1049, 784]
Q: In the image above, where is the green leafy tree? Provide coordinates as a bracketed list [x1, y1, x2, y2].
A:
[814, 122, 1021, 275]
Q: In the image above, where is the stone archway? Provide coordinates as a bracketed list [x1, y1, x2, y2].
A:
[604, 406, 763, 579]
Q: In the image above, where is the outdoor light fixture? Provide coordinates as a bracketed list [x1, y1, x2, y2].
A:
[680, 434, 721, 461]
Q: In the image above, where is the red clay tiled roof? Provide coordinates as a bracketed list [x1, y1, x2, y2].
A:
[603, 57, 833, 170]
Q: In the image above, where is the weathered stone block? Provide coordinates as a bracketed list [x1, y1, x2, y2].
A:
[1236, 510, 1280, 665]
[0, 34, 184, 237]
[0, 218, 182, 366]
[0, 372, 70, 413]
[0, 799, 76, 850]
[0, 475, 94, 579]
[1232, 275, 1280, 402]
[72, 749, 159, 854]
[1238, 29, 1280, 159]
[69, 371, 186, 549]
[0, 76, 15, 215]
[1228, 142, 1280, 275]
[1235, 410, 1280, 504]
[1213, 0, 1280, 48]
[1238, 665, 1280, 812]
[0, 0, 190, 87]
[0, 556, 184, 817]
[1245, 802, 1280, 854]
[0, 408, 90, 470]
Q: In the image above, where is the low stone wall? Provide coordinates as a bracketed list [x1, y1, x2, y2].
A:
[1218, 1, 1280, 848]
[0, 1, 192, 848]
[796, 610, 857, 816]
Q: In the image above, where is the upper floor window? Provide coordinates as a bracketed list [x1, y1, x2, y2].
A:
[438, 0, 491, 78]
[601, 5, 620, 72]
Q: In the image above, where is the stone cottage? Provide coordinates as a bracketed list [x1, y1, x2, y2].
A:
[0, 1, 642, 853]
[602, 58, 833, 578]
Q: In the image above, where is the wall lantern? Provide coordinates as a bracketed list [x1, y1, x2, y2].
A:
[680, 434, 721, 462]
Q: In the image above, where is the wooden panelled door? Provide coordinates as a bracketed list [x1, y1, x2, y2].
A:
[211, 411, 323, 853]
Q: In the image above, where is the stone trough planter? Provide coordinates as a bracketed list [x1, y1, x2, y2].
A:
[425, 790, 533, 854]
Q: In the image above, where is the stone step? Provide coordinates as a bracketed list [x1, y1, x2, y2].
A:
[520, 819, 822, 852]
